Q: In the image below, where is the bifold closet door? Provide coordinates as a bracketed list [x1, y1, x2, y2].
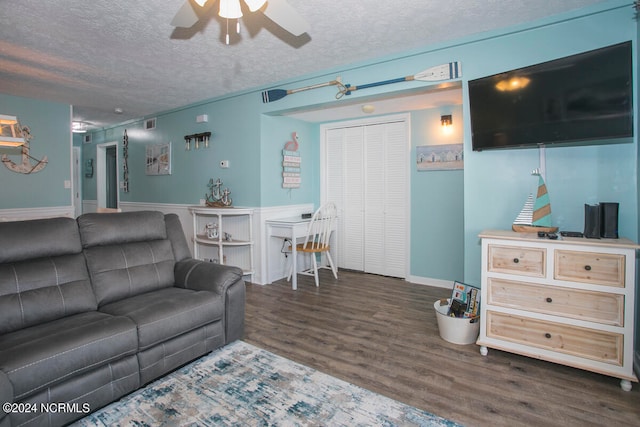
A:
[324, 118, 408, 278]
[325, 126, 365, 271]
[363, 121, 407, 278]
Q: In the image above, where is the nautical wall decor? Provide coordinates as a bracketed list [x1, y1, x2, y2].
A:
[205, 178, 233, 207]
[122, 130, 129, 192]
[282, 132, 301, 189]
[1, 123, 48, 174]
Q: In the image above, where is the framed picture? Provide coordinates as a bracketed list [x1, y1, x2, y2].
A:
[416, 143, 463, 171]
[145, 142, 171, 175]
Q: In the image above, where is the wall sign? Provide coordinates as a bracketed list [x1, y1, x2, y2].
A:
[282, 132, 301, 188]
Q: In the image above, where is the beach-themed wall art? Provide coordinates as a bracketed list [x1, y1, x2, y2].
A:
[416, 143, 463, 171]
[145, 142, 171, 175]
[282, 132, 301, 188]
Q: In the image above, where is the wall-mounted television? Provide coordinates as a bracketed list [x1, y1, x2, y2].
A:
[469, 41, 633, 151]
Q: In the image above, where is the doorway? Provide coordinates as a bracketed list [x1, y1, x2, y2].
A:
[96, 142, 119, 210]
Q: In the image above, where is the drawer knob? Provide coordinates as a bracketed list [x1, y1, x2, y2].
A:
[544, 333, 552, 339]
[546, 297, 553, 303]
[584, 265, 592, 271]
[513, 258, 520, 264]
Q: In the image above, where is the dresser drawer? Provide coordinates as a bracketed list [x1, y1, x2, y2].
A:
[487, 244, 546, 277]
[487, 278, 624, 326]
[555, 250, 625, 287]
[486, 311, 623, 366]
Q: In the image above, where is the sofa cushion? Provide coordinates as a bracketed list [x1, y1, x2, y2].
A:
[0, 253, 97, 335]
[84, 240, 176, 306]
[99, 287, 223, 351]
[0, 217, 81, 263]
[77, 211, 167, 248]
[0, 311, 138, 400]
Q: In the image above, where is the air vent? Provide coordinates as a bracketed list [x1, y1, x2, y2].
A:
[83, 134, 92, 144]
[145, 118, 157, 130]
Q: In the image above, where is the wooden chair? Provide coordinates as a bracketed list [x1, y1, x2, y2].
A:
[288, 202, 338, 287]
[96, 207, 122, 213]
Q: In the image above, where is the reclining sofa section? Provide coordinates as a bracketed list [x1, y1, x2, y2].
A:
[0, 211, 245, 427]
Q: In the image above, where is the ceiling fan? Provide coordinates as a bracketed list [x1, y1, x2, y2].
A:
[171, 0, 310, 40]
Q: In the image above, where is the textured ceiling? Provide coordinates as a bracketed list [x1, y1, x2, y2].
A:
[0, 0, 609, 129]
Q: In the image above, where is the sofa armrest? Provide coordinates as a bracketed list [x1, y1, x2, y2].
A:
[0, 370, 13, 423]
[174, 259, 245, 343]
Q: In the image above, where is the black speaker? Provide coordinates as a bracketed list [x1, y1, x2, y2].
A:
[600, 202, 619, 239]
[584, 204, 600, 239]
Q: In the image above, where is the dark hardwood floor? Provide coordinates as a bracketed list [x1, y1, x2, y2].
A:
[243, 270, 640, 427]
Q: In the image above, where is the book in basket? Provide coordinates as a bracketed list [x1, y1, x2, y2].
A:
[448, 281, 480, 318]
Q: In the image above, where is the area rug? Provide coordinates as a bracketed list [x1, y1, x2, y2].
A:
[73, 341, 463, 426]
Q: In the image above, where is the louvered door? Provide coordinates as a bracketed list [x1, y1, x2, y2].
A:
[322, 115, 409, 278]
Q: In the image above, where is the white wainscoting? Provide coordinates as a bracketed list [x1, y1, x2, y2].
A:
[0, 206, 75, 222]
[7, 202, 468, 290]
[83, 200, 314, 285]
[256, 204, 315, 285]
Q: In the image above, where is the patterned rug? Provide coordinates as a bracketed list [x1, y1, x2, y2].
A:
[74, 341, 463, 426]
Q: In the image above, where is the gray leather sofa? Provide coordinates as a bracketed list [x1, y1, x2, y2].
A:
[0, 211, 245, 427]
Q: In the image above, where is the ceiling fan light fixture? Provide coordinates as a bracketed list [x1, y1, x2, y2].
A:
[72, 121, 88, 133]
[194, 0, 208, 7]
[244, 0, 267, 12]
[219, 0, 243, 19]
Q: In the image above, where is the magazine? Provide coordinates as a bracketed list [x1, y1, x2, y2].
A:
[447, 281, 480, 318]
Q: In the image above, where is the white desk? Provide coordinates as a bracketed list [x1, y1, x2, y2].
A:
[265, 216, 337, 290]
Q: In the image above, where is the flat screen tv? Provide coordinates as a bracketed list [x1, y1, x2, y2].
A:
[469, 41, 633, 151]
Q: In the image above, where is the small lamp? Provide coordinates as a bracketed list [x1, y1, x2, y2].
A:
[0, 115, 26, 147]
[441, 114, 453, 135]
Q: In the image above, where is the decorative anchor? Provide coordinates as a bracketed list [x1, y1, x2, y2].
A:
[1, 125, 48, 174]
[205, 178, 233, 207]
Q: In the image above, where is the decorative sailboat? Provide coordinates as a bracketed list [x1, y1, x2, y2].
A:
[512, 169, 558, 233]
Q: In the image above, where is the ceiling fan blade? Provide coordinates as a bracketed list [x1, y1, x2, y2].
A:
[262, 0, 310, 36]
[171, 1, 200, 28]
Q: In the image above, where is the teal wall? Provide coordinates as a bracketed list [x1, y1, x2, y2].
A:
[85, 93, 263, 206]
[460, 1, 638, 285]
[411, 106, 464, 282]
[0, 94, 71, 209]
[79, 0, 637, 286]
[260, 116, 319, 207]
[2, 0, 636, 290]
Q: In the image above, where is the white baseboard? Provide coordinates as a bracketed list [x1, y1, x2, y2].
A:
[407, 275, 454, 289]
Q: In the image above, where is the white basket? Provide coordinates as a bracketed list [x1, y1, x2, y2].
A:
[434, 299, 480, 345]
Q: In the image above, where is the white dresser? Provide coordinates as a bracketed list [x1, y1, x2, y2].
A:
[477, 230, 638, 391]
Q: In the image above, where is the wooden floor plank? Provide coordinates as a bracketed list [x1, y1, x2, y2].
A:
[243, 270, 639, 427]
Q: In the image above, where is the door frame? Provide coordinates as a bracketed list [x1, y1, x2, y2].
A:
[72, 147, 82, 217]
[96, 141, 119, 210]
